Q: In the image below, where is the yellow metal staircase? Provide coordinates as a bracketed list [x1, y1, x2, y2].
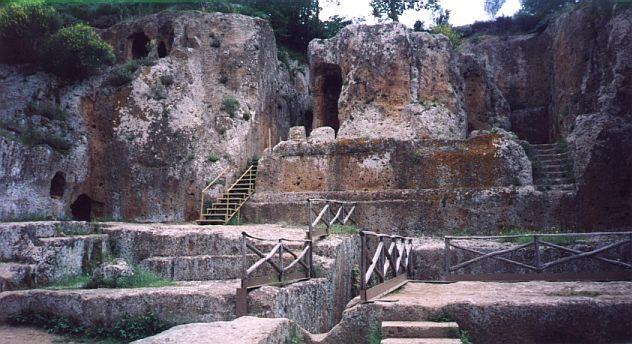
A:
[197, 162, 257, 225]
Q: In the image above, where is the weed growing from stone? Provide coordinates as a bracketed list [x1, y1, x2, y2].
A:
[25, 101, 67, 121]
[330, 224, 359, 235]
[207, 153, 220, 163]
[9, 311, 171, 343]
[160, 74, 174, 86]
[460, 330, 473, 344]
[498, 228, 578, 246]
[47, 274, 91, 290]
[428, 310, 455, 322]
[149, 83, 167, 100]
[221, 95, 239, 117]
[87, 267, 175, 289]
[367, 326, 382, 344]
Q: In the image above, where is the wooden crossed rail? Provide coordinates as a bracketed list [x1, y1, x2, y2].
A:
[236, 232, 313, 316]
[360, 230, 413, 302]
[444, 231, 632, 282]
[307, 198, 357, 240]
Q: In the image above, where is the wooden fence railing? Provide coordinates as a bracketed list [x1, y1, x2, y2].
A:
[360, 230, 413, 302]
[236, 232, 313, 316]
[445, 231, 632, 281]
[307, 199, 357, 240]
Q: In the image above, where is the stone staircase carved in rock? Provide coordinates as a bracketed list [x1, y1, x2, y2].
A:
[381, 320, 462, 344]
[197, 162, 258, 225]
[530, 143, 575, 192]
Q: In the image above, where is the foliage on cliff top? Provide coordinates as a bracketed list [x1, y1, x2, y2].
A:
[43, 23, 115, 79]
[0, 2, 114, 79]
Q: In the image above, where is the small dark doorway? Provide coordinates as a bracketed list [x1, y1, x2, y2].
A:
[130, 32, 150, 59]
[313, 63, 342, 133]
[157, 41, 168, 58]
[71, 194, 92, 221]
[49, 172, 65, 199]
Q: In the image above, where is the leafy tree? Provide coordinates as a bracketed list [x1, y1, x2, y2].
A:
[0, 2, 62, 63]
[484, 0, 507, 17]
[370, 0, 441, 22]
[42, 23, 115, 79]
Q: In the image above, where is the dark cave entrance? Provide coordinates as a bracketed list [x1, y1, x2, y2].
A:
[70, 194, 92, 221]
[130, 32, 150, 59]
[49, 172, 65, 199]
[157, 41, 168, 58]
[313, 63, 342, 133]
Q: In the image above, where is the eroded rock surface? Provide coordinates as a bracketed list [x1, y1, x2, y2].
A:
[0, 11, 309, 222]
[309, 23, 467, 140]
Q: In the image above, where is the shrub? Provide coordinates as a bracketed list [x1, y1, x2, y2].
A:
[109, 60, 140, 86]
[432, 24, 462, 50]
[242, 111, 251, 121]
[221, 95, 239, 117]
[149, 83, 167, 100]
[207, 153, 220, 163]
[20, 128, 72, 153]
[25, 101, 67, 121]
[42, 23, 115, 79]
[160, 74, 174, 86]
[0, 3, 62, 64]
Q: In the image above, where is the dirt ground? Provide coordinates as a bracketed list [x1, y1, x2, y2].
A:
[0, 325, 67, 344]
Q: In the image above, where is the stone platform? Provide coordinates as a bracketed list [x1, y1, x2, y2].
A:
[322, 280, 632, 344]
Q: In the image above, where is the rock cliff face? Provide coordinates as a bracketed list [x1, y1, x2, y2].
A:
[0, 11, 309, 222]
[308, 23, 468, 140]
[463, 2, 632, 229]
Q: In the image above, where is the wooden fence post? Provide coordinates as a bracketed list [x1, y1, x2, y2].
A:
[444, 237, 450, 276]
[360, 231, 367, 302]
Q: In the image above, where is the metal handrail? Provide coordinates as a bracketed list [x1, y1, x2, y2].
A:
[199, 167, 229, 220]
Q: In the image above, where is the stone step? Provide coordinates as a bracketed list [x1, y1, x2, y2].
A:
[540, 171, 570, 177]
[530, 143, 559, 148]
[381, 339, 461, 344]
[0, 263, 35, 292]
[538, 156, 570, 165]
[142, 252, 308, 281]
[541, 164, 571, 172]
[535, 152, 569, 159]
[382, 321, 459, 339]
[536, 178, 575, 185]
[537, 184, 576, 191]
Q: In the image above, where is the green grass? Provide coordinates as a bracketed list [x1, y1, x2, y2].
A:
[460, 330, 473, 344]
[330, 224, 360, 235]
[49, 267, 174, 290]
[48, 273, 91, 290]
[9, 311, 171, 343]
[367, 326, 381, 344]
[498, 228, 578, 246]
[94, 267, 174, 289]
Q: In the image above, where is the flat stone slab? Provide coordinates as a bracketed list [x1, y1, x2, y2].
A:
[378, 281, 632, 343]
[133, 316, 309, 344]
[382, 280, 632, 306]
[0, 280, 239, 326]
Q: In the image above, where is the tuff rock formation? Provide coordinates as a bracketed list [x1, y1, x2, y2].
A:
[308, 23, 469, 140]
[463, 2, 632, 229]
[0, 11, 309, 222]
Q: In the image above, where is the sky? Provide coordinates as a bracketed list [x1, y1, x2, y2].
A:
[320, 0, 523, 27]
